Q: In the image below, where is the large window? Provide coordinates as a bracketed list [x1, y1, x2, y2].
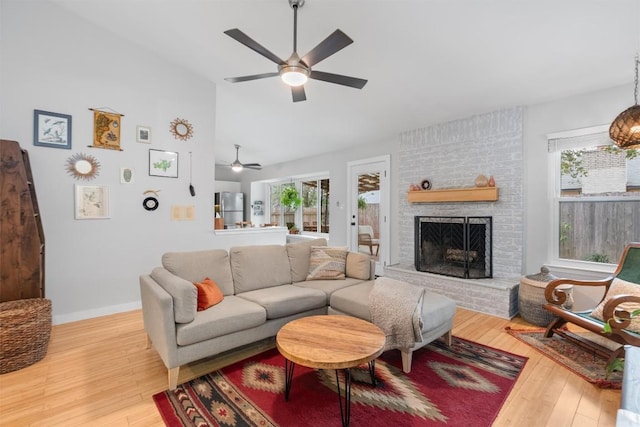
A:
[269, 177, 329, 233]
[550, 128, 640, 265]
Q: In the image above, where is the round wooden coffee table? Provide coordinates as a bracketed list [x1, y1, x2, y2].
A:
[276, 315, 385, 427]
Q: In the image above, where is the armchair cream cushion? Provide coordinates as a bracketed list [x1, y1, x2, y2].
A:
[590, 277, 640, 333]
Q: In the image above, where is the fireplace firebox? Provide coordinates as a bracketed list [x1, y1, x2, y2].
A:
[415, 216, 492, 279]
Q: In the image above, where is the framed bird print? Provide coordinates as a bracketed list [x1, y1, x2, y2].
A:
[33, 109, 72, 149]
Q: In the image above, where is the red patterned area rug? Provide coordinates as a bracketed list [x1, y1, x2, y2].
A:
[505, 327, 623, 389]
[153, 337, 527, 426]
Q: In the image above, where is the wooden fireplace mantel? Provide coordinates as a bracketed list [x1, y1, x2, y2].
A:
[407, 187, 499, 203]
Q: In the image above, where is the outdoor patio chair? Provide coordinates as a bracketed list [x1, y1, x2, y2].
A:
[358, 225, 379, 255]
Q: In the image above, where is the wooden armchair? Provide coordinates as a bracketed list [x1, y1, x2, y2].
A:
[358, 225, 379, 255]
[543, 242, 640, 363]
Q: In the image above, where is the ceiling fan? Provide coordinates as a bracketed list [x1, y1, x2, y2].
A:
[230, 144, 262, 172]
[224, 0, 367, 102]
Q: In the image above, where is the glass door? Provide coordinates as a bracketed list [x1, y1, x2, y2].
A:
[348, 156, 390, 276]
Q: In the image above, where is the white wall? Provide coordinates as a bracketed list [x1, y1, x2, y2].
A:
[0, 1, 220, 323]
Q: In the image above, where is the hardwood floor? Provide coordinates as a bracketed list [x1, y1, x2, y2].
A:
[0, 308, 620, 426]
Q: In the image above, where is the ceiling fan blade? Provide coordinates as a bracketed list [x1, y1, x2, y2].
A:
[292, 85, 306, 102]
[225, 72, 279, 83]
[244, 164, 262, 170]
[301, 29, 353, 67]
[309, 71, 367, 89]
[224, 29, 286, 65]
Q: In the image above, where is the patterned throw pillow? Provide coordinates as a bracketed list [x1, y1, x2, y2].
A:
[307, 246, 348, 280]
[194, 278, 224, 311]
[590, 277, 640, 333]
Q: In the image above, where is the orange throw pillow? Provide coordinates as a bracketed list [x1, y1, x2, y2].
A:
[194, 278, 224, 311]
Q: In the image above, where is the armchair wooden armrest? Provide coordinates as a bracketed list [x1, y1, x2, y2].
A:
[544, 276, 613, 307]
[602, 294, 640, 347]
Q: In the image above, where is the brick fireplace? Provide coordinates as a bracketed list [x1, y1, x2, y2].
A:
[384, 107, 524, 318]
[415, 216, 492, 279]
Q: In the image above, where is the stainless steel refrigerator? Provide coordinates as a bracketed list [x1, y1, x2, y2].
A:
[215, 192, 244, 228]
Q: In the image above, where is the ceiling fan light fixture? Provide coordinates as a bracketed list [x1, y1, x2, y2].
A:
[280, 66, 309, 86]
[231, 162, 243, 172]
[610, 54, 640, 149]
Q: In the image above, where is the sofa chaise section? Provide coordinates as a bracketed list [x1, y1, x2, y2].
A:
[328, 279, 456, 373]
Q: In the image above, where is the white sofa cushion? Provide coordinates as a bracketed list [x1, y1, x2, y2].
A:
[330, 280, 456, 333]
[162, 249, 234, 296]
[286, 238, 328, 283]
[230, 245, 293, 293]
[236, 285, 326, 319]
[346, 251, 371, 280]
[294, 277, 366, 304]
[176, 295, 266, 346]
[329, 281, 375, 320]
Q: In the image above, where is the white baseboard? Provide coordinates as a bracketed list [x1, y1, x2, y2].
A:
[52, 301, 142, 325]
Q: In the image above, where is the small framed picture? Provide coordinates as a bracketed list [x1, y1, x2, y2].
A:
[34, 109, 72, 149]
[253, 200, 264, 216]
[120, 167, 134, 184]
[149, 149, 178, 178]
[136, 125, 151, 143]
[75, 185, 110, 219]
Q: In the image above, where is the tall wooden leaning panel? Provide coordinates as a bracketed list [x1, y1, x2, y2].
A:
[0, 140, 45, 302]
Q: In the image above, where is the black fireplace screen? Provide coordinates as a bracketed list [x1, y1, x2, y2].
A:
[414, 216, 492, 279]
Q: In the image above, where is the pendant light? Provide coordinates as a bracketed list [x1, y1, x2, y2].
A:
[610, 55, 640, 149]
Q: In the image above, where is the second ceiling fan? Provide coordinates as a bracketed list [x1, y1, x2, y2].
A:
[230, 144, 262, 172]
[224, 0, 367, 102]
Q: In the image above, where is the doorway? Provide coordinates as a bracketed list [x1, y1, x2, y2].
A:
[347, 156, 390, 276]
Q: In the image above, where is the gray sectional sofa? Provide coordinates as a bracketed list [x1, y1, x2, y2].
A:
[140, 238, 455, 390]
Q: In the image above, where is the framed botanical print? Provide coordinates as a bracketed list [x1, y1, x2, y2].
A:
[149, 149, 178, 178]
[75, 185, 110, 219]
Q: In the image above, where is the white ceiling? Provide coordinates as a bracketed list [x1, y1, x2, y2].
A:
[52, 0, 639, 168]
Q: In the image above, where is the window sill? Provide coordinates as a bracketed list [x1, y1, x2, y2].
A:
[545, 259, 616, 281]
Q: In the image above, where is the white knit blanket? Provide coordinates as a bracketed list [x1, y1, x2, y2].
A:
[369, 277, 424, 351]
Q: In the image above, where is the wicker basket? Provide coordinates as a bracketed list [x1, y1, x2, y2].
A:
[0, 298, 52, 374]
[518, 266, 573, 327]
